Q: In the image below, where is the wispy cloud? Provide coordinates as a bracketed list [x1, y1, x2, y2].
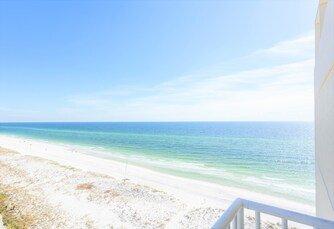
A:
[252, 32, 314, 58]
[64, 32, 315, 121]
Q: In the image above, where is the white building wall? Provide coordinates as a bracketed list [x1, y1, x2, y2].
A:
[315, 0, 334, 220]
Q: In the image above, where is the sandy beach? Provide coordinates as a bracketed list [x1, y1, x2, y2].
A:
[0, 135, 314, 228]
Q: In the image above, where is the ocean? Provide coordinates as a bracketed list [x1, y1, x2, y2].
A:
[0, 122, 314, 206]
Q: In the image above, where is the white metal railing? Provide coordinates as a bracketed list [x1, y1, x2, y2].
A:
[212, 198, 334, 229]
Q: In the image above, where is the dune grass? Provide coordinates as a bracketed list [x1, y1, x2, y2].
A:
[0, 193, 29, 229]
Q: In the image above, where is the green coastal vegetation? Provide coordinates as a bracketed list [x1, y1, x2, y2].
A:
[0, 193, 29, 229]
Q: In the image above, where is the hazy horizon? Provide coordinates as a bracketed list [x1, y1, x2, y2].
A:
[0, 121, 314, 123]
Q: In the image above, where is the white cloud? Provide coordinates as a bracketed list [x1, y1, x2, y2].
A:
[252, 32, 314, 58]
[64, 33, 315, 121]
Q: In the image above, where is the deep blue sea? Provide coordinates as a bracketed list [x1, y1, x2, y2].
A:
[0, 122, 314, 205]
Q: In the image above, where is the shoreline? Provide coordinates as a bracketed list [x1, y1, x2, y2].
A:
[0, 134, 314, 216]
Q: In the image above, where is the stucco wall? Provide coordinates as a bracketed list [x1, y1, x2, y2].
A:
[315, 0, 334, 220]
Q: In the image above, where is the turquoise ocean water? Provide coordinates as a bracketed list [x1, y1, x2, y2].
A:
[0, 122, 314, 205]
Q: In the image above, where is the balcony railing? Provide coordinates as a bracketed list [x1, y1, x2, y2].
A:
[212, 198, 334, 229]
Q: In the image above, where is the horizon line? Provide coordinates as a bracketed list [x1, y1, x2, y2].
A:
[0, 120, 314, 123]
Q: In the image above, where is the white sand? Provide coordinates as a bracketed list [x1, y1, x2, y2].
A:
[0, 134, 314, 228]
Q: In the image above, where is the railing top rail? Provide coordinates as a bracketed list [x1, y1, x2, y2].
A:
[241, 199, 334, 228]
[212, 198, 242, 228]
[212, 198, 334, 229]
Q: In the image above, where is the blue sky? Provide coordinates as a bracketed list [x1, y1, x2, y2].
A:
[0, 0, 317, 121]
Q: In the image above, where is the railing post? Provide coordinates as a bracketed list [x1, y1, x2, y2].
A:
[237, 208, 244, 229]
[232, 214, 237, 229]
[281, 218, 288, 229]
[255, 211, 260, 229]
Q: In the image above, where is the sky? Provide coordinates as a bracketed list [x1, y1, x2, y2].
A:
[0, 0, 317, 122]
